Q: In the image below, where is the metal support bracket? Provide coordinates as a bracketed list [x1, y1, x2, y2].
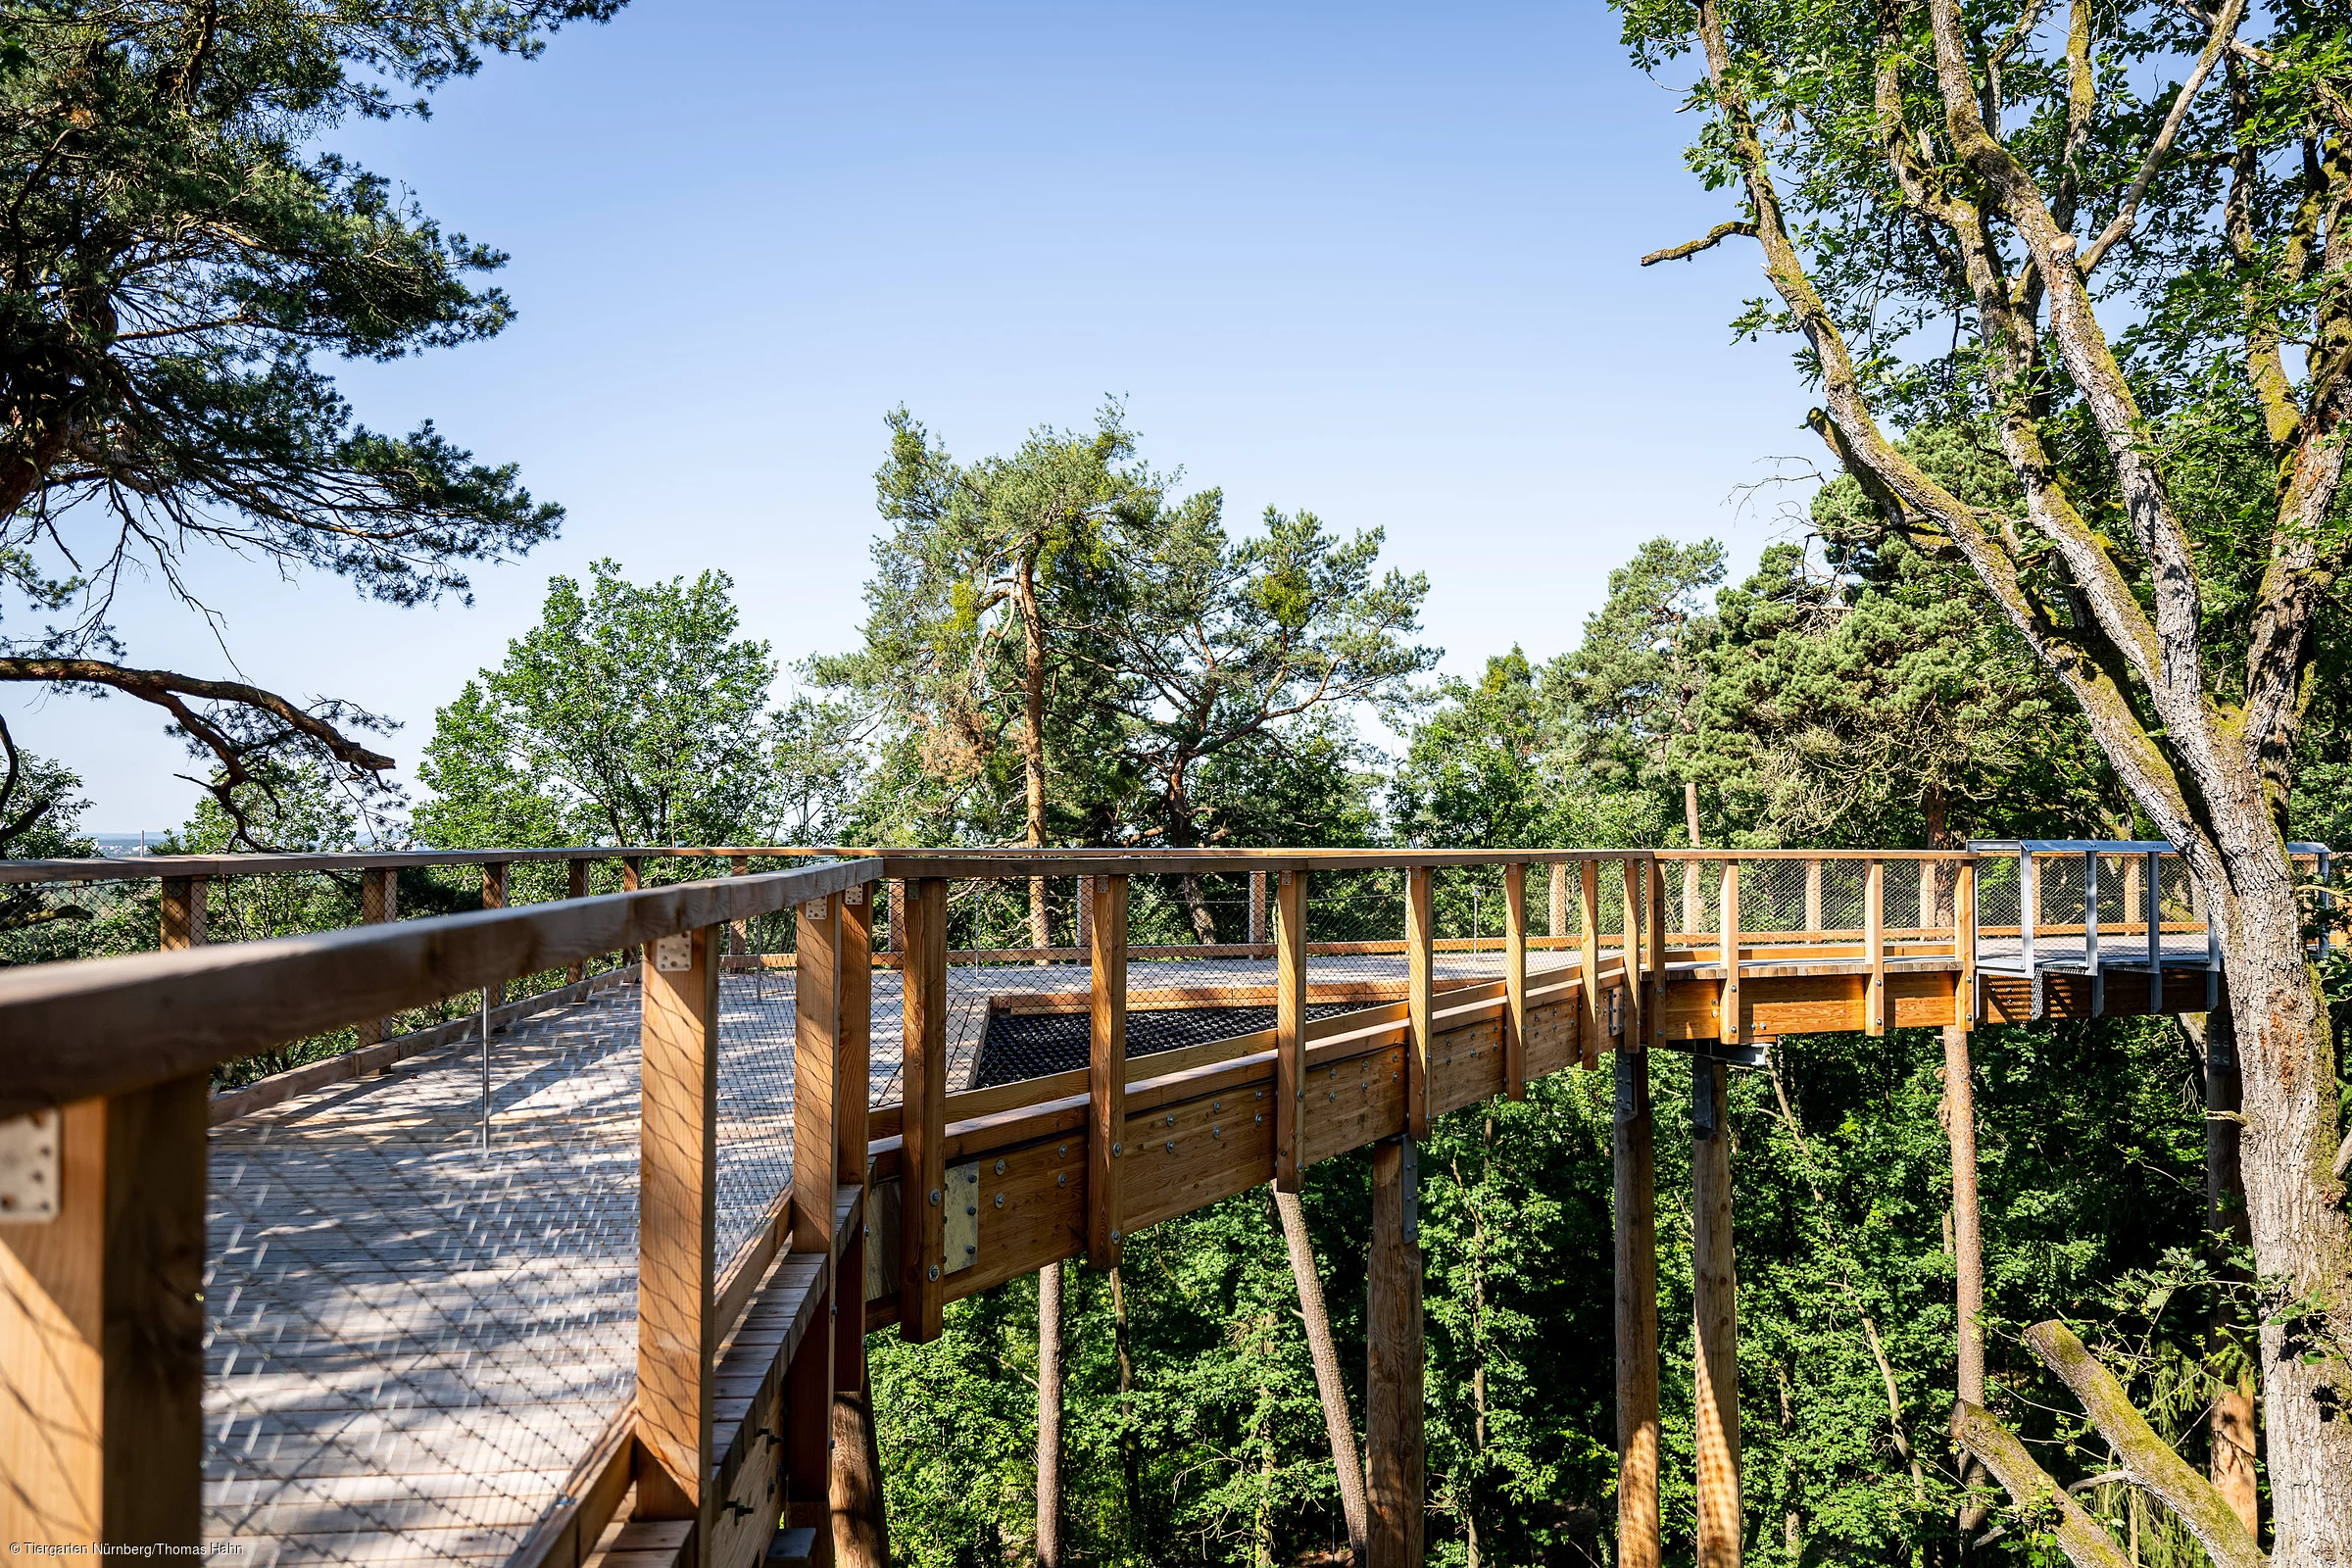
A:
[943, 1160, 979, 1274]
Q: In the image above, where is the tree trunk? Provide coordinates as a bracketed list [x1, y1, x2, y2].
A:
[1037, 1259, 1064, 1568]
[1275, 1187, 1370, 1566]
[1112, 1263, 1140, 1539]
[2199, 1007, 2263, 1543]
[2207, 838, 2352, 1566]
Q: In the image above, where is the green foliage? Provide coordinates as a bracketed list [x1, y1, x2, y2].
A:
[416, 560, 856, 851]
[0, 0, 616, 651]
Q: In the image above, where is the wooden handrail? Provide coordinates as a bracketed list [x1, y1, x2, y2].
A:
[0, 858, 881, 1117]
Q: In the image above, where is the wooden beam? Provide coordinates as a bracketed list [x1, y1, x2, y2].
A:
[1691, 1057, 1740, 1568]
[0, 858, 882, 1120]
[1579, 861, 1602, 1069]
[0, 1075, 206, 1546]
[1404, 868, 1434, 1140]
[794, 894, 842, 1255]
[638, 921, 718, 1529]
[158, 874, 205, 951]
[1503, 863, 1528, 1101]
[899, 878, 948, 1344]
[1615, 1042, 1659, 1568]
[1273, 869, 1308, 1190]
[1864, 859, 1886, 1038]
[1367, 1136, 1425, 1568]
[831, 883, 886, 1565]
[1717, 863, 1740, 1046]
[1620, 858, 1644, 1051]
[1087, 874, 1128, 1265]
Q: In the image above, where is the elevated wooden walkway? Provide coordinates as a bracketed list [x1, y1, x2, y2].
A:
[0, 844, 2314, 1568]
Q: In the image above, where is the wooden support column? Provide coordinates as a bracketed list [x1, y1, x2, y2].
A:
[1074, 876, 1091, 951]
[1691, 1056, 1740, 1568]
[564, 859, 589, 983]
[1503, 863, 1528, 1101]
[1404, 867, 1434, 1140]
[159, 874, 206, 951]
[1864, 859, 1886, 1037]
[637, 920, 719, 1532]
[358, 869, 399, 1047]
[789, 891, 843, 1566]
[1620, 858, 1644, 1049]
[1548, 862, 1568, 940]
[899, 879, 948, 1344]
[1614, 1037, 1660, 1568]
[1087, 874, 1128, 1264]
[0, 1074, 207, 1547]
[1274, 868, 1308, 1188]
[1250, 870, 1268, 946]
[1717, 863, 1740, 1046]
[1579, 861, 1602, 1069]
[831, 886, 887, 1568]
[1366, 1136, 1424, 1568]
[481, 862, 510, 1018]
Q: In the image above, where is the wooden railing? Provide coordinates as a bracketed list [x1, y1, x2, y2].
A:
[0, 841, 2282, 1567]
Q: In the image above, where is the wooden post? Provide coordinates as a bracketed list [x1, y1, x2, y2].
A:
[1717, 863, 1740, 1047]
[637, 920, 718, 1527]
[481, 861, 510, 1018]
[1404, 867, 1434, 1141]
[564, 859, 589, 983]
[1549, 862, 1568, 940]
[1074, 876, 1091, 950]
[1580, 860, 1602, 1069]
[359, 869, 399, 1047]
[159, 874, 206, 951]
[1274, 869, 1308, 1189]
[1956, 858, 1978, 1028]
[1646, 860, 1667, 1050]
[826, 885, 889, 1563]
[888, 879, 905, 954]
[793, 893, 842, 1254]
[0, 1074, 207, 1547]
[1250, 870, 1268, 947]
[1366, 1136, 1424, 1568]
[1503, 864, 1528, 1101]
[1691, 1057, 1740, 1568]
[1615, 1037, 1660, 1568]
[1804, 858, 1824, 936]
[790, 890, 843, 1566]
[1620, 858, 1644, 1049]
[899, 878, 948, 1344]
[1864, 859, 1886, 1037]
[1088, 874, 1128, 1265]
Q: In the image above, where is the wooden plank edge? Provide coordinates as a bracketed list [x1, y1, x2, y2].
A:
[505, 1399, 638, 1568]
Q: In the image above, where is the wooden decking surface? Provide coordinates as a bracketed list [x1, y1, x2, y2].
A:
[200, 951, 1541, 1566]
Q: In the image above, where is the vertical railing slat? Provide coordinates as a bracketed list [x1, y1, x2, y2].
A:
[1503, 863, 1528, 1102]
[636, 919, 718, 1521]
[1405, 867, 1434, 1140]
[900, 878, 948, 1344]
[1087, 874, 1127, 1264]
[1274, 868, 1308, 1185]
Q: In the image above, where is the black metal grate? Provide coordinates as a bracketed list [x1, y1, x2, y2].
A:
[969, 1002, 1362, 1089]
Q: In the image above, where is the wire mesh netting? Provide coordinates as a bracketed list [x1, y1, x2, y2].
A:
[201, 910, 848, 1565]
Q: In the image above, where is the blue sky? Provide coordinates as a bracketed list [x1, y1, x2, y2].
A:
[24, 0, 1826, 832]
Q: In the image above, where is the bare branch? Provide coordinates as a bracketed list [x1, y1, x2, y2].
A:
[1641, 221, 1758, 266]
[2078, 0, 2245, 273]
